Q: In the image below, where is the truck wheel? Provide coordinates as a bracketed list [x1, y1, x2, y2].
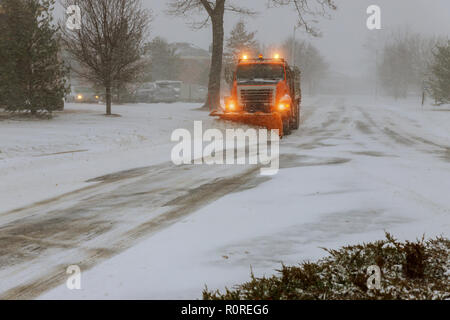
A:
[290, 103, 300, 130]
[289, 106, 297, 130]
[283, 117, 291, 136]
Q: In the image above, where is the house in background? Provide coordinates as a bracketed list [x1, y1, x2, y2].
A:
[169, 42, 211, 102]
[169, 42, 211, 87]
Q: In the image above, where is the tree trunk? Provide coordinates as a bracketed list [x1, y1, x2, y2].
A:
[106, 86, 112, 115]
[117, 87, 121, 105]
[203, 10, 224, 111]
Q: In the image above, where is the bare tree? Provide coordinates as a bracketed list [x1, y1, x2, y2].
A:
[283, 38, 328, 94]
[169, 0, 336, 111]
[377, 29, 439, 99]
[60, 0, 150, 115]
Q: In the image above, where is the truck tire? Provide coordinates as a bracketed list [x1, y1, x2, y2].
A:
[283, 117, 291, 136]
[290, 102, 300, 130]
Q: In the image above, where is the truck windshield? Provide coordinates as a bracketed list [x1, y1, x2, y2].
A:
[236, 64, 285, 82]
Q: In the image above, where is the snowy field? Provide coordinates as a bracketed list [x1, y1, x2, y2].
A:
[0, 96, 449, 299]
[0, 102, 230, 213]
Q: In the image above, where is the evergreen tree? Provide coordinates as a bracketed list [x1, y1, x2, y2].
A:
[224, 21, 259, 85]
[428, 41, 450, 105]
[0, 0, 68, 114]
[225, 21, 259, 59]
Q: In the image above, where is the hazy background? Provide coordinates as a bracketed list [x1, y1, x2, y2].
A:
[147, 0, 450, 76]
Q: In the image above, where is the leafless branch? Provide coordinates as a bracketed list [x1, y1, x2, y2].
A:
[59, 0, 151, 113]
[269, 0, 336, 36]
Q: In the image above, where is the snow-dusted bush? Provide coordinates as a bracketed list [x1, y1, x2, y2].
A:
[203, 234, 449, 300]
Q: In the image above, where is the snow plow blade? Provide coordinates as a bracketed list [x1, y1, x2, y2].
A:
[210, 110, 284, 137]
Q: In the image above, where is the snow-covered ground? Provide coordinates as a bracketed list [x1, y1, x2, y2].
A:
[0, 102, 228, 213]
[0, 96, 449, 299]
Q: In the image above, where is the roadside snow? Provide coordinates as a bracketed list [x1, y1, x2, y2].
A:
[0, 102, 231, 213]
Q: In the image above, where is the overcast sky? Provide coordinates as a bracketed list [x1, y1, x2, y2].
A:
[146, 0, 450, 76]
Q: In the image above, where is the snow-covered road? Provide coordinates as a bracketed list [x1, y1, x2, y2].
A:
[0, 96, 449, 299]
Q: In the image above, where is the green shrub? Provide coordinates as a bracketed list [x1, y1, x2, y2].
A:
[203, 234, 449, 300]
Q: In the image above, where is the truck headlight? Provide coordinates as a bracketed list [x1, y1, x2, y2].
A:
[226, 101, 236, 111]
[278, 103, 289, 111]
[278, 94, 292, 111]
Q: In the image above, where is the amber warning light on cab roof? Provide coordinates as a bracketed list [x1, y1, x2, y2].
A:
[239, 54, 284, 63]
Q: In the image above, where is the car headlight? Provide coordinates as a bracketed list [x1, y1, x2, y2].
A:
[77, 94, 83, 100]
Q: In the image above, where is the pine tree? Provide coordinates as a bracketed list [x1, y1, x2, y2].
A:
[0, 0, 68, 114]
[428, 41, 450, 105]
[225, 21, 259, 59]
[223, 21, 259, 85]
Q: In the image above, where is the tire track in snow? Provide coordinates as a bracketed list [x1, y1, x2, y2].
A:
[0, 161, 266, 299]
[357, 106, 450, 161]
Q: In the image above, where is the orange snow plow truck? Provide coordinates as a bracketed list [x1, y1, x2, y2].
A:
[211, 54, 301, 137]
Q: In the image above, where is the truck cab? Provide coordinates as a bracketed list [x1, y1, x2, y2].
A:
[225, 54, 301, 135]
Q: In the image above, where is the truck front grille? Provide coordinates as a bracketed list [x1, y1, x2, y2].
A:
[238, 86, 276, 113]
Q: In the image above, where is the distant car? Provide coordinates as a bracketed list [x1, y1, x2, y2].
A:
[153, 81, 181, 103]
[135, 81, 182, 103]
[135, 82, 157, 103]
[67, 86, 101, 103]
